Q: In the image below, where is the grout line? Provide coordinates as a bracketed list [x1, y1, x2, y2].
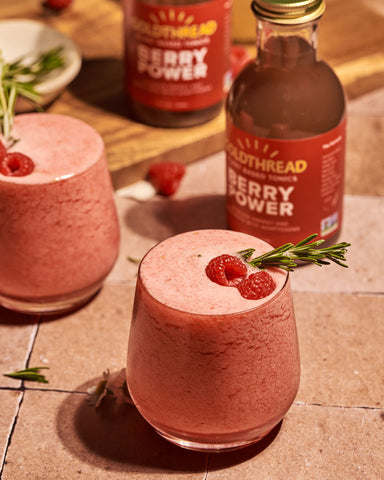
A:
[0, 389, 24, 478]
[0, 316, 42, 477]
[203, 454, 211, 480]
[25, 321, 41, 370]
[292, 289, 384, 296]
[294, 401, 384, 411]
[19, 387, 88, 395]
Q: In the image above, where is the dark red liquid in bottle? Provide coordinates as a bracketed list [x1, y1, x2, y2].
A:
[228, 36, 345, 138]
[226, 7, 346, 247]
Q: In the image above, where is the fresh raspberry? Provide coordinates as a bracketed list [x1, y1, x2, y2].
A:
[0, 141, 6, 159]
[237, 271, 276, 300]
[43, 0, 73, 10]
[148, 162, 186, 196]
[206, 254, 247, 287]
[0, 152, 35, 177]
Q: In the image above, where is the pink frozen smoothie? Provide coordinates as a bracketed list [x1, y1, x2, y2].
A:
[0, 113, 120, 313]
[127, 229, 300, 451]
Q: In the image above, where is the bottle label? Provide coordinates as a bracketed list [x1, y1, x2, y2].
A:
[124, 0, 232, 112]
[226, 118, 347, 246]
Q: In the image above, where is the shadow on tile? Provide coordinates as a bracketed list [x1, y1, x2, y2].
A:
[0, 289, 103, 326]
[124, 194, 227, 243]
[0, 306, 40, 326]
[57, 373, 279, 474]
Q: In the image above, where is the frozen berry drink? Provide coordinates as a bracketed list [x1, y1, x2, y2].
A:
[127, 229, 300, 451]
[0, 113, 120, 314]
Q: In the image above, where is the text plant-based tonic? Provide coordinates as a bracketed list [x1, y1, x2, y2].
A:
[123, 0, 232, 127]
[226, 0, 346, 246]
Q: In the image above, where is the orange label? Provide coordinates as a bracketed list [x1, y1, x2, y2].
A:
[226, 118, 346, 246]
[124, 0, 232, 112]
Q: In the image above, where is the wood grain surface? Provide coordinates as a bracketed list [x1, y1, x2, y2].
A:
[1, 0, 383, 188]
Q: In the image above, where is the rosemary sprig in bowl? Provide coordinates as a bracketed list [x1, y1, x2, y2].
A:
[0, 46, 65, 143]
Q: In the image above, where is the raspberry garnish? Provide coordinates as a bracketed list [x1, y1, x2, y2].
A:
[0, 152, 35, 177]
[205, 254, 247, 287]
[237, 271, 276, 300]
[148, 162, 186, 196]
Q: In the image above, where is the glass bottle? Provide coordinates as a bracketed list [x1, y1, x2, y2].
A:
[226, 0, 346, 247]
[123, 0, 232, 128]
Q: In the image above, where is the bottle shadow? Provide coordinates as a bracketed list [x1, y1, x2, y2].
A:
[123, 193, 227, 245]
[56, 374, 281, 474]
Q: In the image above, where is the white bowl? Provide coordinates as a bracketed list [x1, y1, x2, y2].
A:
[0, 19, 82, 110]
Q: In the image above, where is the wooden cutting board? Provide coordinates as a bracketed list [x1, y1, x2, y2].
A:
[1, 0, 384, 188]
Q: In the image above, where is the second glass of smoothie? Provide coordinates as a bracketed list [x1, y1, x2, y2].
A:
[127, 229, 300, 452]
[0, 113, 120, 314]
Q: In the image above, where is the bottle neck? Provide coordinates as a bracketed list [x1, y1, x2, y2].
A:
[256, 19, 319, 69]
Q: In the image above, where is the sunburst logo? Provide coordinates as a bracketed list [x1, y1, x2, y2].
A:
[132, 8, 217, 40]
[236, 136, 280, 160]
[149, 9, 195, 26]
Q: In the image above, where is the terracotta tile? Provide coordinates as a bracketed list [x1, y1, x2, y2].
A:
[0, 309, 38, 388]
[348, 87, 384, 116]
[290, 195, 384, 294]
[0, 390, 22, 468]
[27, 285, 135, 392]
[294, 292, 384, 407]
[2, 389, 208, 479]
[179, 151, 226, 196]
[105, 197, 153, 286]
[345, 115, 384, 195]
[208, 404, 384, 479]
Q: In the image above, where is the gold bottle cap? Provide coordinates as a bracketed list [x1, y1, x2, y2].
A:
[251, 0, 326, 24]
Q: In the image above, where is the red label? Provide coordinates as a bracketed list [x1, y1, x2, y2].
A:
[226, 118, 347, 246]
[123, 0, 232, 112]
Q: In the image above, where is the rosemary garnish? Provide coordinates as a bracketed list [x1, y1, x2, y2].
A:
[4, 366, 49, 384]
[0, 46, 65, 143]
[238, 234, 350, 271]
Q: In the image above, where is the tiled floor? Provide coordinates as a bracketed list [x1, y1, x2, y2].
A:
[1, 88, 384, 479]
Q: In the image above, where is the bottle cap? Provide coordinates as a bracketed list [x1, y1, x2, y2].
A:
[251, 0, 326, 24]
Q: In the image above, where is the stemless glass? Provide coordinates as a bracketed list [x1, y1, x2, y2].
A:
[0, 113, 120, 314]
[127, 229, 300, 452]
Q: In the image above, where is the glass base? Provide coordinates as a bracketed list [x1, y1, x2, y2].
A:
[0, 285, 101, 315]
[152, 425, 272, 453]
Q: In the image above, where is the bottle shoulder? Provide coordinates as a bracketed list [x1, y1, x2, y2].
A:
[229, 59, 344, 101]
[227, 59, 346, 138]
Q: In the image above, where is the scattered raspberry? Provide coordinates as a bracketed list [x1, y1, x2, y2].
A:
[148, 162, 186, 196]
[43, 0, 73, 10]
[0, 152, 35, 177]
[205, 254, 247, 287]
[237, 271, 276, 300]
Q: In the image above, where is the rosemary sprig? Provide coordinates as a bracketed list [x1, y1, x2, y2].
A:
[4, 366, 49, 384]
[238, 234, 351, 271]
[0, 46, 65, 143]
